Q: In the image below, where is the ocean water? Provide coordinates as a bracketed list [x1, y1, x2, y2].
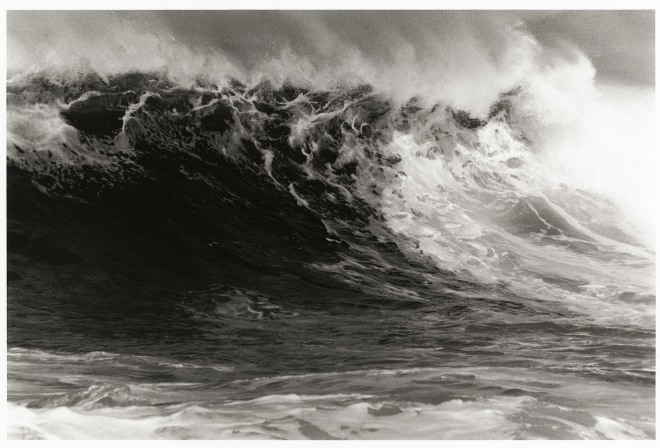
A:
[5, 11, 656, 438]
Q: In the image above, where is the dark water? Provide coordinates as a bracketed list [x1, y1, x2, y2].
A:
[6, 73, 655, 439]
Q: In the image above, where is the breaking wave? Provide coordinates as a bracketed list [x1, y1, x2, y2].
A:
[6, 10, 655, 440]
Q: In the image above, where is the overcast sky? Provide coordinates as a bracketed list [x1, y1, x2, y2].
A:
[526, 10, 654, 85]
[8, 10, 655, 86]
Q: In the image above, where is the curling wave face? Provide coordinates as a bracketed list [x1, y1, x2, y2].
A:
[6, 72, 655, 439]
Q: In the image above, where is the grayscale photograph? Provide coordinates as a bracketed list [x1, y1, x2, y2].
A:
[5, 5, 656, 440]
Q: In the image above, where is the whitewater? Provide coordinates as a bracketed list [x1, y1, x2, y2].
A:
[5, 10, 656, 440]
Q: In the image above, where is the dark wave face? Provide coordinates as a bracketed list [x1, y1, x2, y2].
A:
[6, 71, 655, 439]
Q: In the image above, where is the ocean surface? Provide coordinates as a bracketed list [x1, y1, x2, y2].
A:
[6, 71, 655, 440]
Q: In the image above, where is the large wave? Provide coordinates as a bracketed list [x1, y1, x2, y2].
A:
[7, 70, 654, 327]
